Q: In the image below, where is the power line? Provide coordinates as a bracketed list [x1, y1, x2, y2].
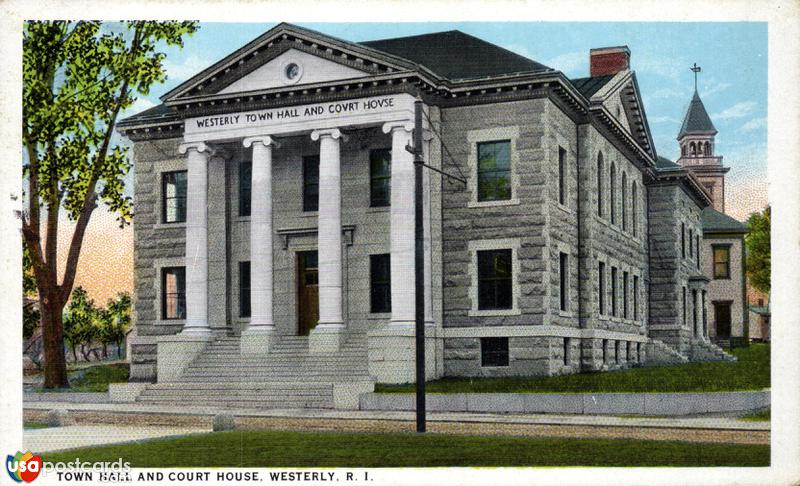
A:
[421, 108, 468, 185]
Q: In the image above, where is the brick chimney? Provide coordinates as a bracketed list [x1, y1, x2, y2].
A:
[590, 46, 631, 77]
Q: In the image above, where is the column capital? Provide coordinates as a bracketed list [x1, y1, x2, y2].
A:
[243, 135, 279, 149]
[382, 121, 414, 134]
[310, 128, 342, 141]
[178, 141, 209, 155]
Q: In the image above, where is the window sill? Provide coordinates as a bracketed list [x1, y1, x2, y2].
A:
[557, 310, 575, 318]
[365, 206, 390, 214]
[555, 203, 574, 216]
[154, 222, 186, 230]
[367, 313, 392, 320]
[301, 211, 319, 217]
[469, 308, 522, 317]
[468, 198, 520, 209]
[154, 319, 186, 325]
[234, 216, 252, 223]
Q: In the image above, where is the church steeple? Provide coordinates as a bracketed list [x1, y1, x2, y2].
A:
[676, 67, 729, 213]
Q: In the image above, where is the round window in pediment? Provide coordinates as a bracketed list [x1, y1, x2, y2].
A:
[285, 63, 301, 80]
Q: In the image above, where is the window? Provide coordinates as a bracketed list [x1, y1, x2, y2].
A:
[633, 275, 639, 321]
[682, 286, 687, 326]
[477, 140, 512, 202]
[370, 254, 391, 313]
[598, 261, 606, 315]
[477, 249, 513, 310]
[558, 146, 567, 205]
[623, 271, 629, 319]
[302, 155, 319, 212]
[596, 152, 604, 217]
[602, 339, 608, 363]
[559, 252, 569, 312]
[611, 267, 618, 317]
[369, 148, 391, 207]
[631, 182, 638, 237]
[689, 229, 693, 255]
[162, 171, 187, 223]
[239, 261, 251, 317]
[692, 289, 698, 334]
[615, 340, 621, 363]
[695, 235, 700, 267]
[481, 337, 509, 367]
[713, 245, 731, 279]
[681, 223, 686, 258]
[563, 338, 570, 366]
[610, 164, 616, 225]
[239, 159, 251, 217]
[621, 172, 627, 231]
[636, 342, 642, 363]
[161, 267, 186, 320]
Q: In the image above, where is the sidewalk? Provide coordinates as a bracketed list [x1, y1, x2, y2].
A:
[25, 424, 208, 453]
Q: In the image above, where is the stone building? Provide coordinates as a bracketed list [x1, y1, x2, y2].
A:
[672, 88, 750, 347]
[117, 24, 731, 409]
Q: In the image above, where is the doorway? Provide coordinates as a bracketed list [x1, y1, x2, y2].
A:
[297, 250, 319, 336]
[714, 302, 732, 339]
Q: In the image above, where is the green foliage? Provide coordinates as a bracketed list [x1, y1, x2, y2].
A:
[746, 206, 770, 293]
[63, 287, 99, 356]
[42, 430, 769, 467]
[23, 21, 197, 225]
[70, 363, 130, 392]
[376, 344, 770, 394]
[98, 293, 131, 357]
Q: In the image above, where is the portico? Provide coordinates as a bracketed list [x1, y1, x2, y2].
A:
[174, 94, 433, 355]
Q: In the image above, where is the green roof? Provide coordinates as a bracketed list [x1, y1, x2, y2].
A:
[655, 156, 680, 170]
[361, 30, 552, 81]
[569, 75, 614, 98]
[701, 207, 748, 234]
[678, 90, 717, 139]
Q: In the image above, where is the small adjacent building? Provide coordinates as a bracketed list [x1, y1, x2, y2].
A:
[116, 24, 733, 408]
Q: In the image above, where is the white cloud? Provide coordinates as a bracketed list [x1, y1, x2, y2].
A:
[739, 116, 767, 132]
[648, 115, 681, 124]
[701, 80, 732, 97]
[542, 51, 586, 76]
[712, 101, 757, 120]
[647, 87, 684, 100]
[163, 54, 214, 84]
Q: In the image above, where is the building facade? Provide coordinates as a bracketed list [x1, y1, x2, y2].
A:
[118, 24, 731, 408]
[672, 88, 750, 346]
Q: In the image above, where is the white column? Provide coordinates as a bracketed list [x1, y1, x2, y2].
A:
[178, 142, 211, 336]
[311, 128, 344, 330]
[243, 136, 277, 338]
[383, 121, 415, 327]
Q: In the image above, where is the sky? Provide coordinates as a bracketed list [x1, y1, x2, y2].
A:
[82, 21, 769, 301]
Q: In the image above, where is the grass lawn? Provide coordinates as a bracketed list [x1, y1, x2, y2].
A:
[33, 363, 130, 393]
[376, 344, 770, 394]
[23, 423, 50, 429]
[42, 430, 769, 467]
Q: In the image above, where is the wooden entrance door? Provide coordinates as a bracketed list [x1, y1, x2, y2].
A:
[714, 302, 732, 338]
[297, 251, 319, 336]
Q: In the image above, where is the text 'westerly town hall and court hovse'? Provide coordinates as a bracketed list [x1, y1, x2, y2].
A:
[115, 23, 748, 409]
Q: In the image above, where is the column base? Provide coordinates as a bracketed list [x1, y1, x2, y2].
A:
[367, 326, 438, 384]
[156, 334, 213, 383]
[309, 325, 344, 354]
[240, 327, 278, 355]
[180, 325, 213, 338]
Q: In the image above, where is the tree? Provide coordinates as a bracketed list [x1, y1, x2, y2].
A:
[746, 206, 770, 294]
[63, 287, 98, 363]
[22, 21, 197, 388]
[103, 293, 132, 359]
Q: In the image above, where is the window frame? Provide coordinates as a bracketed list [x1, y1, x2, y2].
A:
[596, 152, 604, 218]
[476, 140, 512, 203]
[469, 239, 521, 316]
[611, 266, 618, 317]
[481, 337, 510, 367]
[369, 253, 392, 313]
[369, 148, 392, 208]
[302, 154, 320, 213]
[558, 146, 567, 206]
[712, 244, 731, 279]
[467, 127, 520, 208]
[161, 170, 188, 224]
[559, 251, 569, 312]
[598, 261, 606, 316]
[161, 266, 186, 320]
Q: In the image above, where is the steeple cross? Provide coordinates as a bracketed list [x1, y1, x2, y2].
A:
[690, 63, 702, 92]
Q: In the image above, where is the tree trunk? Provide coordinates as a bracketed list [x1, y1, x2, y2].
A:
[40, 299, 69, 388]
[102, 343, 108, 359]
[71, 343, 77, 362]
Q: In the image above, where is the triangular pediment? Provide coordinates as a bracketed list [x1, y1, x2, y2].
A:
[161, 23, 418, 103]
[590, 71, 656, 159]
[217, 48, 369, 95]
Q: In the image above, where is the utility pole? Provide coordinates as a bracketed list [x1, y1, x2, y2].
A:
[412, 99, 426, 433]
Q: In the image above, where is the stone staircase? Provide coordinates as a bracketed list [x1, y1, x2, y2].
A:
[690, 339, 737, 362]
[644, 339, 690, 366]
[136, 334, 373, 409]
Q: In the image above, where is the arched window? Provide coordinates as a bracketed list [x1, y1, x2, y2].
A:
[690, 142, 696, 156]
[631, 182, 638, 237]
[610, 162, 616, 225]
[704, 141, 711, 156]
[621, 172, 627, 231]
[681, 145, 687, 157]
[596, 152, 604, 217]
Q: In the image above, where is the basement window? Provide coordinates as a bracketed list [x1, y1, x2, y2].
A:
[481, 337, 509, 367]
